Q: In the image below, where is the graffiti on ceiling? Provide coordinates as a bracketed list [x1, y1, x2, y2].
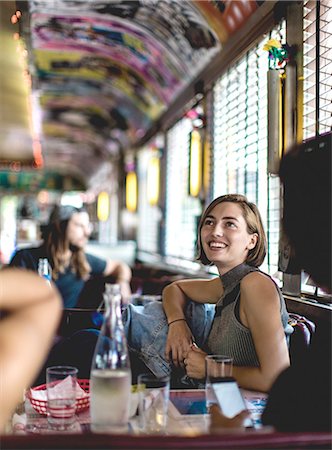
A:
[14, 0, 262, 187]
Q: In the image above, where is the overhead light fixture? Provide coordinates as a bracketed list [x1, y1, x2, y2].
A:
[189, 129, 202, 197]
[147, 155, 160, 206]
[97, 191, 109, 221]
[126, 171, 137, 212]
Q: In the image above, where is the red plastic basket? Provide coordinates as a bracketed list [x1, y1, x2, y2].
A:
[26, 379, 90, 416]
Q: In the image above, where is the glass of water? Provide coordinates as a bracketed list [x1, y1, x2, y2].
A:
[46, 366, 78, 431]
[138, 373, 170, 434]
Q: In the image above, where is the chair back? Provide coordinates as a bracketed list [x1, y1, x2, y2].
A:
[288, 313, 316, 364]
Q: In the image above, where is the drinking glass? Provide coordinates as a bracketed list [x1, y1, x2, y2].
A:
[205, 355, 233, 410]
[46, 366, 78, 431]
[138, 374, 170, 434]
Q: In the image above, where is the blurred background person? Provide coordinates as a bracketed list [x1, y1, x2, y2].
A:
[9, 205, 132, 307]
[0, 269, 61, 432]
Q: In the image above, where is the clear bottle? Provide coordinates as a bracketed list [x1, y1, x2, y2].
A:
[37, 258, 52, 282]
[90, 283, 131, 433]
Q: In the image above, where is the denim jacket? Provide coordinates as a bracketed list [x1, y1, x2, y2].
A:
[122, 300, 215, 378]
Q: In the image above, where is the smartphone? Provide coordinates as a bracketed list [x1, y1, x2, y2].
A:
[211, 377, 254, 428]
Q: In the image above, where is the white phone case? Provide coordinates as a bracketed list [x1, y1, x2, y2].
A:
[212, 379, 254, 428]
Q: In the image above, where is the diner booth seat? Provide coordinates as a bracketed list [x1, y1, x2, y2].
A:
[1, 430, 331, 449]
[288, 313, 316, 365]
[57, 263, 185, 337]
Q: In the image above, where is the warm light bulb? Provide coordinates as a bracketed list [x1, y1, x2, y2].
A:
[189, 130, 202, 197]
[147, 156, 160, 206]
[97, 192, 110, 222]
[126, 171, 137, 212]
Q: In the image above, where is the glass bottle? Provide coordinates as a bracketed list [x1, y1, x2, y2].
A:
[90, 283, 131, 433]
[38, 258, 52, 282]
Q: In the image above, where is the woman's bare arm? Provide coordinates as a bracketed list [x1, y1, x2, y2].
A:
[162, 277, 222, 320]
[232, 272, 290, 392]
[163, 277, 222, 366]
[0, 269, 62, 432]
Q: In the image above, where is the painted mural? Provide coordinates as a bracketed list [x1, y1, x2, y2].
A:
[22, 0, 262, 183]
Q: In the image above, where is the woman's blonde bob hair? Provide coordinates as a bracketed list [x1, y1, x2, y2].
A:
[196, 194, 267, 267]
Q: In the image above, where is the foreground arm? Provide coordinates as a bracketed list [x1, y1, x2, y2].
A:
[163, 277, 222, 366]
[0, 269, 62, 432]
[103, 260, 132, 304]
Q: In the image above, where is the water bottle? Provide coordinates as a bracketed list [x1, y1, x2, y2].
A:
[38, 258, 52, 282]
[90, 284, 131, 433]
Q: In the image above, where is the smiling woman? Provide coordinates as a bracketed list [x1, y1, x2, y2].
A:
[162, 194, 292, 393]
[197, 195, 266, 275]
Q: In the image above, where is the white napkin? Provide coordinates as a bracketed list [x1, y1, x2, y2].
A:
[30, 377, 88, 400]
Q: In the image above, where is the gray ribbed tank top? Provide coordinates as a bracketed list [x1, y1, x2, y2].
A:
[207, 263, 292, 367]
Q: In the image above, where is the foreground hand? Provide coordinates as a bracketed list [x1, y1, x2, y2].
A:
[184, 345, 206, 379]
[165, 321, 193, 367]
[210, 404, 249, 433]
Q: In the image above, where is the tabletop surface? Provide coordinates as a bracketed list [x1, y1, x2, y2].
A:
[9, 388, 268, 437]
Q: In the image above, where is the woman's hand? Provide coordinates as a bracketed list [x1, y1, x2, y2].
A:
[210, 404, 249, 433]
[165, 320, 193, 367]
[184, 344, 207, 379]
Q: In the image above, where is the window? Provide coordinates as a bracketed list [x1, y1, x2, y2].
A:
[303, 0, 332, 139]
[164, 117, 203, 264]
[137, 147, 161, 254]
[212, 25, 285, 275]
[301, 0, 331, 300]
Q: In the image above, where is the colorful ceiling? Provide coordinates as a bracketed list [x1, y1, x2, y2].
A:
[11, 0, 262, 188]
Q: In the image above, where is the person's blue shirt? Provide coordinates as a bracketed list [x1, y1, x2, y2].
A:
[9, 245, 106, 308]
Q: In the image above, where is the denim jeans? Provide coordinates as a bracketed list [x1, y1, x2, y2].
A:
[123, 300, 215, 379]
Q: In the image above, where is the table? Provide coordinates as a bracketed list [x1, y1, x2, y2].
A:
[4, 390, 331, 450]
[10, 389, 267, 437]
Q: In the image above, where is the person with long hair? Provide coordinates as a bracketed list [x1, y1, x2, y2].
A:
[10, 205, 132, 307]
[163, 194, 291, 392]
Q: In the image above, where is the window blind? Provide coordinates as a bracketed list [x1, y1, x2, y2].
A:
[164, 117, 203, 262]
[137, 148, 160, 254]
[212, 25, 285, 276]
[303, 0, 332, 139]
[301, 0, 331, 299]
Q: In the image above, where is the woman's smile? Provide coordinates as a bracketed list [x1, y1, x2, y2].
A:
[208, 240, 227, 250]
